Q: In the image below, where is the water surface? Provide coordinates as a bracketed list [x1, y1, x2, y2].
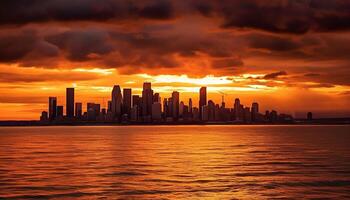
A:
[0, 125, 349, 199]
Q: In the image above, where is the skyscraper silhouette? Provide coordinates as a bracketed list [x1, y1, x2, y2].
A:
[66, 88, 74, 118]
[111, 85, 123, 119]
[189, 98, 193, 114]
[142, 82, 153, 118]
[75, 102, 82, 118]
[86, 103, 97, 121]
[234, 98, 241, 121]
[163, 98, 168, 118]
[48, 97, 57, 120]
[56, 106, 64, 118]
[132, 95, 140, 107]
[107, 101, 112, 113]
[172, 91, 179, 121]
[152, 102, 162, 121]
[307, 112, 313, 120]
[179, 101, 184, 117]
[123, 88, 132, 117]
[199, 87, 207, 120]
[153, 93, 160, 103]
[208, 100, 215, 121]
[251, 102, 259, 122]
[40, 111, 48, 121]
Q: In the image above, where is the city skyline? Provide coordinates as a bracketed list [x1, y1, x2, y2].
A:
[39, 82, 299, 124]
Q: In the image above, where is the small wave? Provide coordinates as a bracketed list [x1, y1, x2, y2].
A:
[101, 171, 146, 177]
[16, 185, 78, 191]
[2, 191, 101, 199]
[172, 174, 196, 178]
[248, 150, 271, 154]
[119, 189, 173, 195]
[234, 171, 294, 177]
[143, 178, 184, 183]
[272, 180, 350, 188]
[187, 187, 231, 193]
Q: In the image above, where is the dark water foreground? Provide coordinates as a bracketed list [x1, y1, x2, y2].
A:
[0, 125, 349, 199]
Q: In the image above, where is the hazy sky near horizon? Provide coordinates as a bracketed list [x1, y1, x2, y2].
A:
[0, 0, 350, 119]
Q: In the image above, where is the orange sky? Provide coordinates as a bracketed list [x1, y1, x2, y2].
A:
[0, 0, 350, 120]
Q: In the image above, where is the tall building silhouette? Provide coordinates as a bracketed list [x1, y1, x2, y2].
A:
[132, 95, 140, 107]
[199, 87, 207, 120]
[142, 82, 153, 117]
[208, 100, 215, 121]
[189, 98, 193, 114]
[201, 105, 209, 121]
[168, 97, 173, 118]
[40, 111, 48, 121]
[107, 101, 112, 113]
[244, 107, 251, 122]
[87, 103, 95, 111]
[87, 103, 96, 121]
[56, 106, 64, 118]
[251, 102, 259, 122]
[123, 88, 132, 117]
[234, 98, 241, 121]
[48, 97, 57, 120]
[111, 85, 123, 119]
[179, 101, 184, 117]
[75, 102, 82, 118]
[172, 91, 179, 121]
[163, 98, 168, 117]
[152, 102, 162, 121]
[93, 104, 100, 116]
[307, 112, 313, 120]
[153, 93, 160, 103]
[270, 110, 278, 122]
[66, 88, 74, 118]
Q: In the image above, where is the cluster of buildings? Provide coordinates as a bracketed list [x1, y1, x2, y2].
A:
[40, 82, 293, 124]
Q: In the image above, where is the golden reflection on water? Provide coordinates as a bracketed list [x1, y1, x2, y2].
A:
[0, 125, 350, 199]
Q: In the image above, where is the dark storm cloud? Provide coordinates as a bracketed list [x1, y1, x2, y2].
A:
[308, 67, 350, 86]
[0, 0, 175, 25]
[207, 0, 350, 34]
[0, 30, 37, 62]
[264, 71, 287, 79]
[211, 58, 244, 69]
[247, 34, 302, 51]
[217, 0, 311, 34]
[137, 0, 174, 19]
[0, 0, 349, 84]
[46, 29, 114, 61]
[2, 0, 350, 34]
[0, 30, 58, 62]
[110, 31, 232, 58]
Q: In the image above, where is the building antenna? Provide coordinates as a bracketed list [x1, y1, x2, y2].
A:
[217, 91, 226, 104]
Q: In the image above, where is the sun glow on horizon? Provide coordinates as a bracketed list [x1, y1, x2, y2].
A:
[137, 74, 270, 86]
[72, 68, 115, 75]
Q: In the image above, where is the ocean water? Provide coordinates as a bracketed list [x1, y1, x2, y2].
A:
[0, 125, 349, 199]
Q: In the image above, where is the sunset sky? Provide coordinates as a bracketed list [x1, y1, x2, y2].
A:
[1, 0, 350, 120]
